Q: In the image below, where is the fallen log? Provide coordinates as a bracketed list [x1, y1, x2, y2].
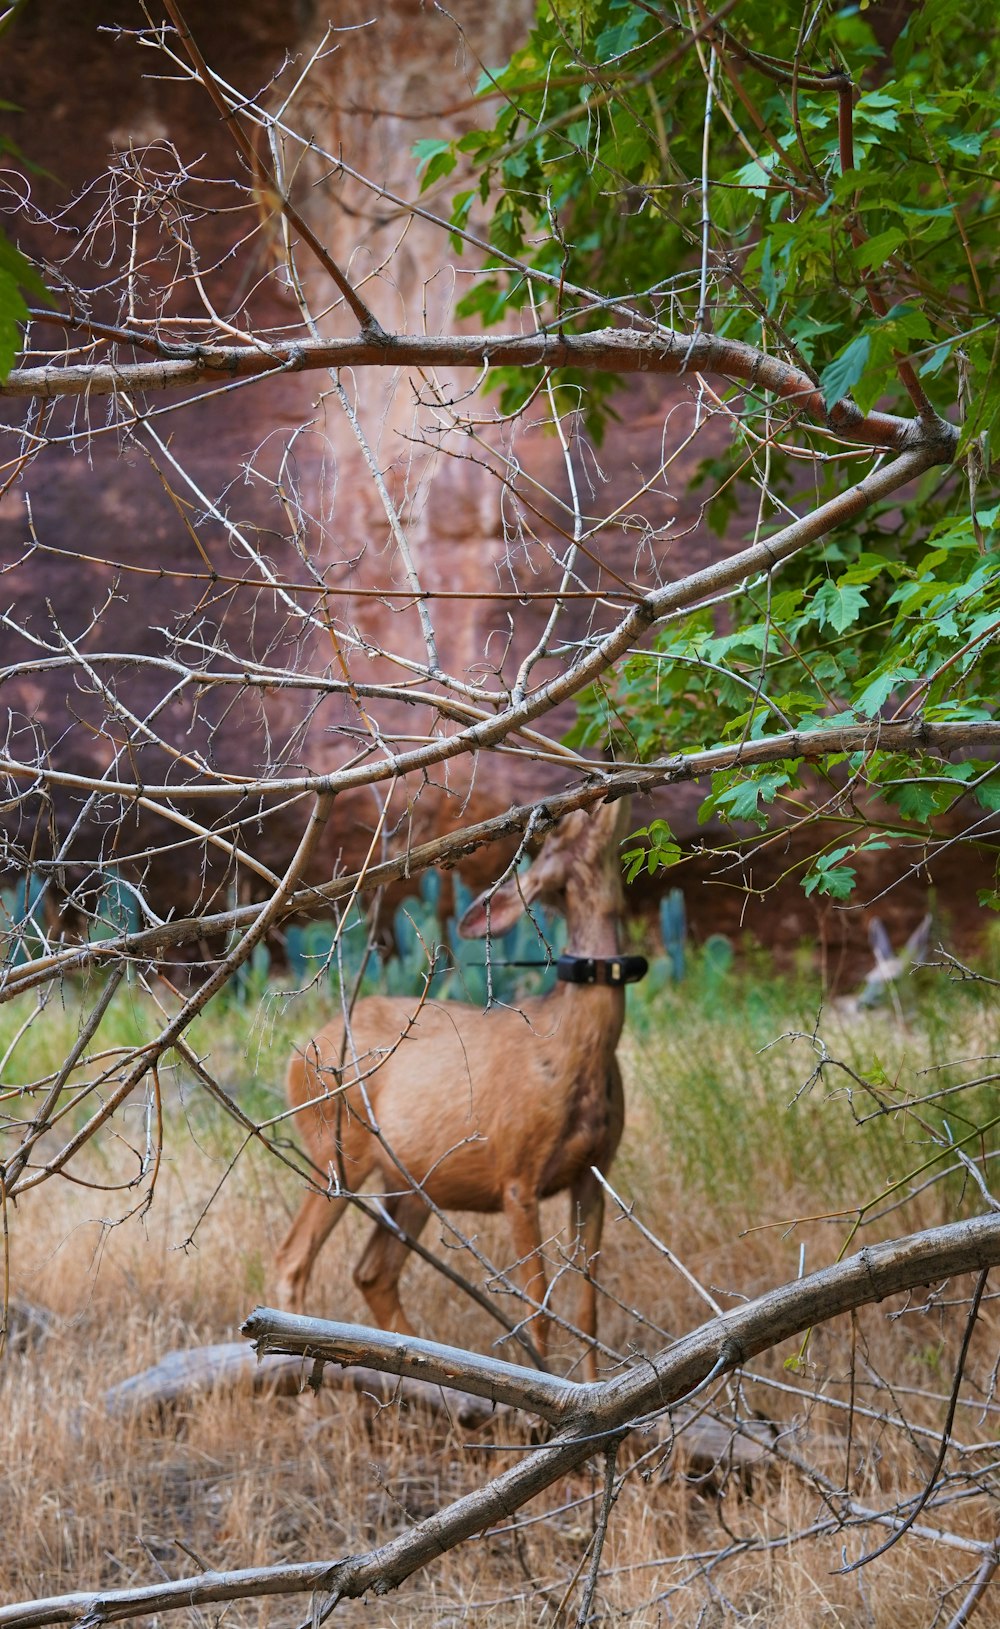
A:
[102, 1340, 778, 1476]
[1, 1297, 55, 1353]
[103, 1341, 497, 1428]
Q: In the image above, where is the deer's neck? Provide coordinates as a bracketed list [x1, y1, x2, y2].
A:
[563, 902, 621, 961]
[555, 903, 627, 1060]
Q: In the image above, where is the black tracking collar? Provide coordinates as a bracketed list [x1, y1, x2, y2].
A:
[557, 954, 649, 987]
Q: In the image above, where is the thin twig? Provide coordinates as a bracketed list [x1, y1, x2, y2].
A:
[839, 1269, 991, 1573]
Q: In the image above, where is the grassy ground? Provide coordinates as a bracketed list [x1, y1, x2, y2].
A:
[1, 949, 999, 1625]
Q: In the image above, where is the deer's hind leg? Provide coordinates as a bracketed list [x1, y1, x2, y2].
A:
[353, 1188, 431, 1335]
[274, 1188, 352, 1313]
[502, 1181, 549, 1361]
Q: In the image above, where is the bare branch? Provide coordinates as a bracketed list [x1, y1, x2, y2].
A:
[3, 714, 997, 1003]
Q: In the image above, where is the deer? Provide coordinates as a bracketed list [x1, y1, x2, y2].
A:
[273, 797, 646, 1380]
[836, 914, 933, 1018]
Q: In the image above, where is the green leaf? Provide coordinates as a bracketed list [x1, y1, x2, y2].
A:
[595, 8, 645, 59]
[623, 819, 681, 880]
[892, 781, 944, 821]
[413, 138, 457, 192]
[803, 848, 858, 899]
[715, 771, 790, 828]
[809, 580, 868, 634]
[456, 280, 512, 326]
[734, 155, 777, 199]
[448, 189, 475, 251]
[0, 270, 27, 378]
[855, 90, 900, 131]
[853, 228, 907, 272]
[819, 334, 870, 410]
[947, 131, 983, 156]
[920, 339, 957, 377]
[0, 229, 51, 379]
[876, 303, 933, 343]
[973, 773, 1000, 812]
[854, 667, 917, 717]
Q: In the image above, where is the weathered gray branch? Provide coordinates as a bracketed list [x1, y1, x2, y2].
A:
[4, 1212, 997, 1628]
[242, 1312, 585, 1424]
[100, 1337, 776, 1470]
[4, 710, 987, 810]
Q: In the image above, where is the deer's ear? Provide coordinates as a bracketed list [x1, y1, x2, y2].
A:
[457, 877, 527, 940]
[906, 914, 932, 960]
[868, 918, 893, 962]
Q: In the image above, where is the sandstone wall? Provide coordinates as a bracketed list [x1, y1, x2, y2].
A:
[0, 1, 987, 969]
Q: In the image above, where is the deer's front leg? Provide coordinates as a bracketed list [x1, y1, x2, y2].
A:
[274, 1188, 351, 1313]
[569, 1170, 606, 1382]
[569, 1060, 624, 1379]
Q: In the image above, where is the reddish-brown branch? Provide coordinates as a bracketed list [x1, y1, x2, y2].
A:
[1, 329, 954, 457]
[694, 16, 935, 421]
[832, 72, 934, 419]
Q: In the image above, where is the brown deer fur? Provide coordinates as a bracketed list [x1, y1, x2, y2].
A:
[273, 799, 631, 1378]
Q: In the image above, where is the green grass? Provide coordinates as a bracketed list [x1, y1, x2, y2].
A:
[623, 944, 1000, 1240]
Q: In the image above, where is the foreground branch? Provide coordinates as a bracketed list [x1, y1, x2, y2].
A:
[1, 330, 956, 458]
[4, 1212, 997, 1627]
[242, 1312, 586, 1424]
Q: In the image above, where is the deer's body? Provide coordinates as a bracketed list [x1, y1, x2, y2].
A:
[287, 987, 623, 1211]
[274, 800, 630, 1377]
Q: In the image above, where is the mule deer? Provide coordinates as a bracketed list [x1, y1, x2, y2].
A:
[836, 914, 933, 1016]
[273, 798, 644, 1378]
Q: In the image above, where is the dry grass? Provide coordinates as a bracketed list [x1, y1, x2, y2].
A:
[2, 965, 999, 1625]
